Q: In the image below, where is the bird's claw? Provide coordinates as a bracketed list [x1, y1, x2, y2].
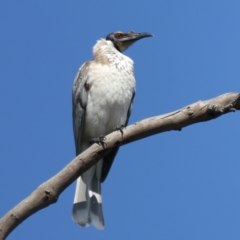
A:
[114, 125, 126, 135]
[90, 135, 106, 148]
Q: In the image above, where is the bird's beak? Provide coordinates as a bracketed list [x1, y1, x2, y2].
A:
[118, 31, 153, 42]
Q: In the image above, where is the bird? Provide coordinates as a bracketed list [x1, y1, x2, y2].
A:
[72, 31, 153, 230]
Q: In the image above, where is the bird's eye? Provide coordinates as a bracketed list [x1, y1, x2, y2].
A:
[115, 33, 123, 39]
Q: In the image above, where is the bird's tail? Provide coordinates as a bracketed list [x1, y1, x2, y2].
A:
[72, 161, 104, 230]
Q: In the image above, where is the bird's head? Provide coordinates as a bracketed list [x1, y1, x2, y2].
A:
[106, 31, 153, 52]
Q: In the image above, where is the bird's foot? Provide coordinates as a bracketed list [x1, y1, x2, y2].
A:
[90, 135, 106, 148]
[114, 125, 126, 135]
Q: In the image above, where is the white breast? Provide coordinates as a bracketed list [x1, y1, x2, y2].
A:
[84, 63, 135, 138]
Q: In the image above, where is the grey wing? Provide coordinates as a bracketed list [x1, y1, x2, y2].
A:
[101, 91, 135, 183]
[72, 62, 91, 155]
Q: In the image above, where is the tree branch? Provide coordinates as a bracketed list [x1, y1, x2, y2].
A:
[0, 92, 239, 239]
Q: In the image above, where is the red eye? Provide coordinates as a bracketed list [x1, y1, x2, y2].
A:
[115, 33, 123, 39]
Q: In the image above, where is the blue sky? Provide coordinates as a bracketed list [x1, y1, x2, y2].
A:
[0, 1, 239, 239]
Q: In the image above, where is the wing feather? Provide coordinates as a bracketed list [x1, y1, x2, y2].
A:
[72, 61, 91, 155]
[100, 90, 135, 182]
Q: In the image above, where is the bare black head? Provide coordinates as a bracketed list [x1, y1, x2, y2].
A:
[106, 31, 153, 52]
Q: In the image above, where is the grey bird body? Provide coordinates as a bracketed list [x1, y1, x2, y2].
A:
[72, 31, 152, 229]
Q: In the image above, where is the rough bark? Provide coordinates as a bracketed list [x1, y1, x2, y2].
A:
[0, 92, 239, 239]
